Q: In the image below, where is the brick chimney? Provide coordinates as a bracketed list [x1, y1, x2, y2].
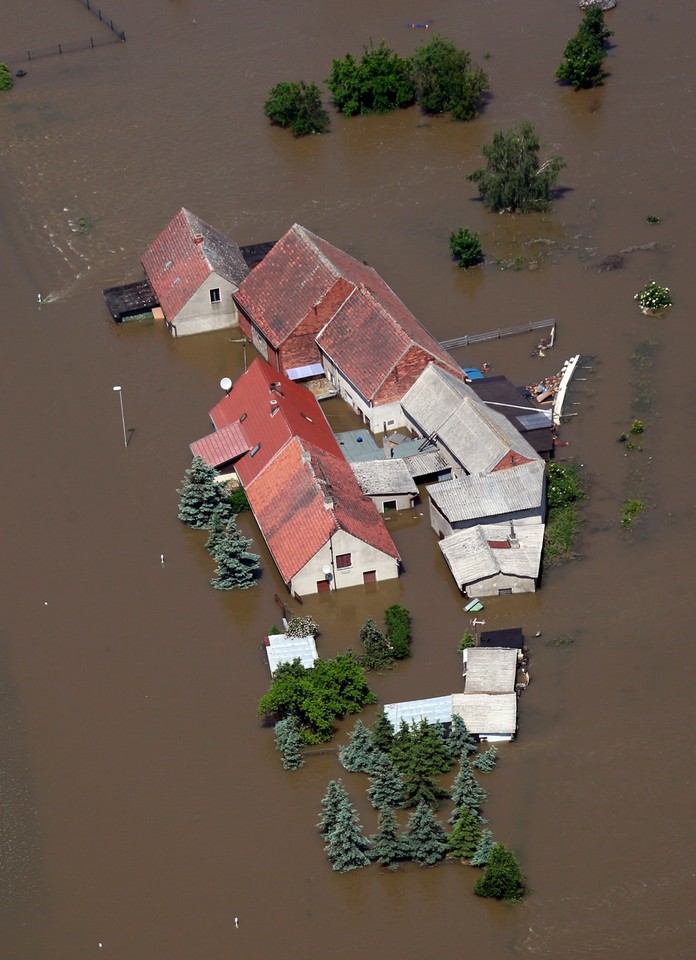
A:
[193, 234, 204, 245]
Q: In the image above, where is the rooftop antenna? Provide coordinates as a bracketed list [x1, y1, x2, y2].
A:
[220, 376, 233, 395]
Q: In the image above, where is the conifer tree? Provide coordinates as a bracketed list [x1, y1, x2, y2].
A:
[448, 806, 482, 860]
[177, 455, 225, 529]
[370, 806, 406, 870]
[359, 618, 394, 671]
[325, 797, 372, 872]
[210, 526, 260, 590]
[470, 828, 494, 867]
[370, 709, 395, 754]
[390, 720, 415, 773]
[317, 779, 348, 838]
[404, 801, 449, 866]
[402, 749, 450, 809]
[205, 504, 233, 556]
[367, 753, 405, 809]
[448, 714, 478, 757]
[472, 745, 498, 773]
[339, 719, 377, 773]
[416, 719, 454, 775]
[274, 715, 298, 753]
[275, 715, 304, 770]
[449, 757, 488, 822]
[474, 844, 526, 901]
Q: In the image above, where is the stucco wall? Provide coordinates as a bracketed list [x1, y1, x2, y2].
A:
[368, 492, 415, 514]
[464, 572, 536, 598]
[170, 273, 239, 336]
[429, 500, 543, 538]
[290, 529, 399, 596]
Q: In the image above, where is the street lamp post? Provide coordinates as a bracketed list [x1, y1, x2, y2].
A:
[113, 385, 128, 448]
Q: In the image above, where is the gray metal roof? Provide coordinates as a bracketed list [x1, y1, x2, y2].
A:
[400, 449, 451, 479]
[426, 461, 545, 522]
[351, 459, 418, 496]
[384, 695, 454, 728]
[265, 633, 318, 674]
[439, 522, 545, 586]
[335, 429, 383, 463]
[402, 364, 541, 475]
[464, 648, 518, 693]
[452, 692, 518, 736]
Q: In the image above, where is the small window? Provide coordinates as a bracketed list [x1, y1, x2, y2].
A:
[383, 500, 397, 512]
[210, 288, 221, 304]
[239, 413, 247, 422]
[498, 588, 513, 596]
[336, 553, 352, 570]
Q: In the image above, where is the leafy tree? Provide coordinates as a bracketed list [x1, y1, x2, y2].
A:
[0, 63, 13, 91]
[367, 753, 405, 809]
[264, 80, 330, 136]
[325, 795, 372, 872]
[474, 843, 526, 901]
[410, 35, 487, 120]
[370, 806, 406, 870]
[327, 41, 415, 116]
[556, 8, 612, 89]
[472, 745, 498, 773]
[177, 455, 225, 529]
[448, 715, 478, 758]
[404, 801, 449, 865]
[359, 618, 394, 671]
[210, 525, 260, 590]
[285, 615, 320, 639]
[339, 719, 377, 773]
[449, 757, 488, 822]
[370, 709, 395, 754]
[384, 604, 412, 659]
[470, 828, 494, 867]
[448, 806, 482, 860]
[227, 486, 250, 513]
[317, 779, 348, 838]
[467, 122, 566, 213]
[449, 228, 483, 268]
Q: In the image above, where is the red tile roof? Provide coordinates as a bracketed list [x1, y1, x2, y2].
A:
[190, 421, 249, 467]
[246, 438, 400, 583]
[142, 208, 248, 321]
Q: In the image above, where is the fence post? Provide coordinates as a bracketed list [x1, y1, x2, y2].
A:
[27, 50, 31, 61]
[58, 43, 62, 55]
[91, 36, 94, 48]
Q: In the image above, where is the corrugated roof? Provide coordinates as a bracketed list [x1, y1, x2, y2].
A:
[142, 208, 248, 321]
[265, 633, 318, 674]
[384, 696, 454, 729]
[190, 421, 249, 467]
[452, 692, 518, 736]
[427, 461, 545, 522]
[400, 449, 451, 479]
[464, 648, 518, 693]
[351, 459, 418, 496]
[439, 523, 544, 586]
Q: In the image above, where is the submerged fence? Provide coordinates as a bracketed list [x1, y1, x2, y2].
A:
[76, 0, 126, 41]
[440, 318, 556, 350]
[3, 1, 125, 65]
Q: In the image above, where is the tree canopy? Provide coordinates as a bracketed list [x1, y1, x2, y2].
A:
[327, 41, 415, 116]
[474, 843, 526, 900]
[410, 35, 487, 120]
[467, 121, 566, 213]
[177, 455, 226, 529]
[0, 64, 13, 91]
[264, 80, 330, 136]
[556, 8, 612, 89]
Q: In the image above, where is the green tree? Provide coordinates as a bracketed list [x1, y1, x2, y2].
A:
[264, 80, 330, 136]
[370, 709, 395, 754]
[367, 753, 405, 809]
[556, 8, 612, 90]
[210, 525, 260, 590]
[410, 35, 487, 120]
[325, 796, 372, 872]
[205, 504, 233, 556]
[327, 41, 415, 116]
[275, 715, 304, 770]
[472, 745, 498, 772]
[177, 455, 225, 529]
[404, 801, 449, 865]
[449, 227, 483, 268]
[370, 806, 406, 870]
[449, 757, 488, 822]
[339, 719, 377, 773]
[470, 828, 494, 867]
[0, 63, 13, 91]
[467, 122, 566, 213]
[474, 843, 526, 901]
[274, 715, 298, 753]
[227, 486, 250, 513]
[359, 618, 394, 671]
[448, 806, 482, 860]
[457, 630, 476, 653]
[413, 719, 455, 776]
[448, 715, 478, 758]
[317, 779, 348, 837]
[384, 604, 412, 659]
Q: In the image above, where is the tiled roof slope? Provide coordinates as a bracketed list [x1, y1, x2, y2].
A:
[246, 438, 400, 582]
[209, 359, 339, 485]
[190, 421, 249, 467]
[142, 208, 249, 320]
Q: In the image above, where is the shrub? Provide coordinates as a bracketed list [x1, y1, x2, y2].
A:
[634, 280, 672, 313]
[0, 63, 13, 91]
[384, 604, 412, 659]
[546, 462, 585, 510]
[410, 35, 487, 120]
[285, 615, 319, 639]
[457, 631, 476, 653]
[449, 228, 483, 268]
[264, 80, 329, 136]
[555, 8, 612, 90]
[228, 486, 250, 513]
[474, 844, 526, 901]
[620, 498, 644, 528]
[327, 41, 415, 116]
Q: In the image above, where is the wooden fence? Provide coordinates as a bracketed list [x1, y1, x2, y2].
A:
[3, 0, 125, 65]
[441, 318, 555, 350]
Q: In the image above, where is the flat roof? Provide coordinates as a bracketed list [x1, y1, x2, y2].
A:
[479, 627, 524, 649]
[264, 633, 318, 674]
[336, 429, 383, 463]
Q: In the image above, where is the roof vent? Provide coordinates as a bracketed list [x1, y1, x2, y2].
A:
[193, 234, 204, 245]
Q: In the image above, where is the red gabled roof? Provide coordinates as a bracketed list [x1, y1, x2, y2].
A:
[142, 208, 248, 321]
[190, 421, 249, 467]
[209, 359, 341, 486]
[246, 438, 400, 583]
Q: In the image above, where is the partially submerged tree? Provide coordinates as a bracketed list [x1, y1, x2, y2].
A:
[474, 843, 526, 901]
[339, 719, 378, 773]
[370, 806, 407, 870]
[404, 801, 449, 865]
[410, 35, 487, 120]
[327, 41, 415, 116]
[449, 756, 488, 822]
[210, 525, 260, 590]
[359, 618, 394, 671]
[470, 828, 494, 867]
[467, 122, 566, 213]
[275, 715, 304, 770]
[472, 745, 499, 773]
[370, 708, 396, 754]
[317, 779, 348, 838]
[0, 63, 13, 91]
[264, 80, 330, 136]
[449, 227, 483, 268]
[556, 7, 612, 89]
[177, 455, 225, 529]
[384, 604, 412, 659]
[448, 805, 483, 860]
[325, 795, 372, 872]
[448, 715, 478, 758]
[367, 753, 405, 809]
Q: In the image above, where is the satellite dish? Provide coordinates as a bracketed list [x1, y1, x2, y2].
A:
[322, 565, 332, 576]
[220, 377, 233, 393]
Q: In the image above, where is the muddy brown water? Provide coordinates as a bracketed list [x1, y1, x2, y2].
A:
[1, 0, 695, 956]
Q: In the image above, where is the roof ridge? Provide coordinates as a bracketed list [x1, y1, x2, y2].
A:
[294, 224, 342, 280]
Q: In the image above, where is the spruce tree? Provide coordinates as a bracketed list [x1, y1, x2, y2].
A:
[359, 618, 394, 671]
[367, 753, 405, 809]
[448, 806, 482, 860]
[448, 714, 478, 757]
[474, 844, 526, 901]
[402, 748, 450, 809]
[404, 801, 449, 866]
[275, 715, 304, 770]
[370, 806, 406, 871]
[205, 504, 233, 555]
[470, 828, 494, 867]
[371, 709, 395, 754]
[416, 720, 454, 775]
[472, 745, 498, 773]
[210, 526, 260, 590]
[339, 720, 377, 773]
[177, 455, 225, 529]
[317, 779, 348, 838]
[274, 715, 298, 753]
[449, 757, 488, 822]
[390, 720, 415, 774]
[325, 797, 372, 872]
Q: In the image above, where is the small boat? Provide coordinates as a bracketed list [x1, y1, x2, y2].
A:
[407, 20, 432, 29]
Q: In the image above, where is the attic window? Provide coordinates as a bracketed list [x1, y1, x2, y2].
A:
[164, 260, 173, 270]
[249, 443, 261, 458]
[301, 413, 313, 423]
[239, 413, 248, 422]
[210, 288, 221, 304]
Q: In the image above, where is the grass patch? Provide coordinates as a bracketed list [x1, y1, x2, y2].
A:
[620, 498, 644, 528]
[543, 503, 582, 568]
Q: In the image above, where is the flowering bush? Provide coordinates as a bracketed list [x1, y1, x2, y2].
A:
[634, 281, 672, 313]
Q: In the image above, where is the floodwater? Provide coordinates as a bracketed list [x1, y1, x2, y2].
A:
[1, 0, 695, 956]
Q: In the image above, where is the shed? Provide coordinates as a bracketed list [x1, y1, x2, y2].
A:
[384, 695, 454, 729]
[463, 647, 518, 691]
[470, 375, 554, 459]
[350, 459, 418, 513]
[451, 692, 517, 741]
[264, 633, 318, 675]
[102, 279, 159, 323]
[439, 522, 545, 597]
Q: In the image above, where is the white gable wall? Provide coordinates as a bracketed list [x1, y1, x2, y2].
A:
[169, 271, 240, 336]
[290, 529, 398, 596]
